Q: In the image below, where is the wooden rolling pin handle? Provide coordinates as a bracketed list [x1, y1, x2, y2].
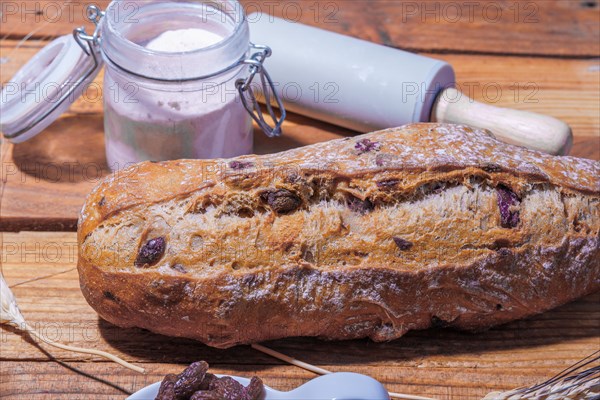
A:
[431, 87, 573, 155]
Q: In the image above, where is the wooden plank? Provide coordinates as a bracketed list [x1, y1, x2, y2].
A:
[1, 37, 598, 231]
[0, 1, 598, 57]
[1, 231, 598, 399]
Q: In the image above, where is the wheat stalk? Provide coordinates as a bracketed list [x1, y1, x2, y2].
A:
[0, 273, 145, 374]
[484, 351, 600, 400]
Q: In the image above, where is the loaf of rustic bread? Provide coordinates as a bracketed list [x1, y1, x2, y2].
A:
[77, 123, 599, 348]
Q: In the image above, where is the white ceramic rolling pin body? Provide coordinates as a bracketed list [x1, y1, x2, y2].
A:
[249, 14, 454, 132]
[249, 15, 573, 155]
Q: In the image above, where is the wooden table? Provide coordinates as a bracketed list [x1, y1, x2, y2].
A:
[1, 1, 598, 399]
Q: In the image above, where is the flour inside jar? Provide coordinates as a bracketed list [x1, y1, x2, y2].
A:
[103, 26, 253, 170]
[145, 28, 224, 52]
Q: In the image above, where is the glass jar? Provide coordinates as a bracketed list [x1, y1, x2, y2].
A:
[100, 0, 256, 169]
[0, 0, 284, 170]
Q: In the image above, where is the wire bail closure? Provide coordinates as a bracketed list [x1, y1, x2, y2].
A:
[71, 5, 103, 80]
[73, 5, 104, 54]
[236, 44, 286, 137]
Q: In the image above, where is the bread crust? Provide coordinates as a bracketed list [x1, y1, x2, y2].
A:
[77, 123, 600, 348]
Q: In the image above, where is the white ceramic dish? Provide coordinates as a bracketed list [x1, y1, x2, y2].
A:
[127, 372, 389, 400]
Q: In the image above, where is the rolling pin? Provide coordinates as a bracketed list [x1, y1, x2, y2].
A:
[249, 15, 572, 155]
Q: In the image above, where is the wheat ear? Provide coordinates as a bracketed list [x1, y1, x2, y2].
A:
[0, 273, 145, 374]
[483, 351, 599, 400]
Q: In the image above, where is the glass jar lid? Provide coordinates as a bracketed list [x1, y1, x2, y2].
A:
[0, 31, 103, 142]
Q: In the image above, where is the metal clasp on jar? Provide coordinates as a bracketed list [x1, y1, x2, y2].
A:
[236, 44, 286, 137]
[71, 5, 103, 76]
